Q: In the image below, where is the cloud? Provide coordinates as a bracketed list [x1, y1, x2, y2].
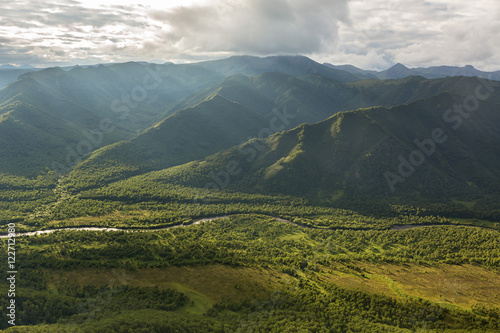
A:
[0, 0, 349, 66]
[0, 0, 159, 66]
[333, 0, 500, 70]
[0, 0, 499, 71]
[149, 0, 349, 56]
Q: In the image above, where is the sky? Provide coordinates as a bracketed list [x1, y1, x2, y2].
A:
[0, 0, 499, 70]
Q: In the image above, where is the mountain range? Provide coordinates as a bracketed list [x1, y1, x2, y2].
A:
[1, 55, 500, 217]
[4, 57, 500, 90]
[0, 64, 37, 70]
[325, 62, 500, 81]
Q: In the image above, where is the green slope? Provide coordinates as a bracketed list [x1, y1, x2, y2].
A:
[2, 55, 495, 179]
[172, 73, 500, 129]
[118, 92, 500, 216]
[63, 95, 268, 190]
[63, 74, 500, 194]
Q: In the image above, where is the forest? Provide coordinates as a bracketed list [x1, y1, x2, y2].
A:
[1, 215, 500, 331]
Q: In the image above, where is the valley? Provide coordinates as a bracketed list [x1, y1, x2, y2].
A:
[1, 55, 500, 332]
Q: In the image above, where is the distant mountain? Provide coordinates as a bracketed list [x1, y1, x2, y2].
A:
[0, 64, 18, 70]
[129, 92, 500, 210]
[324, 64, 379, 79]
[195, 55, 371, 82]
[325, 63, 500, 80]
[412, 65, 500, 80]
[1, 56, 373, 178]
[379, 63, 415, 80]
[0, 64, 36, 69]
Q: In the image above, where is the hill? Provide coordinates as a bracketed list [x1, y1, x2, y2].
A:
[117, 92, 500, 217]
[63, 95, 268, 190]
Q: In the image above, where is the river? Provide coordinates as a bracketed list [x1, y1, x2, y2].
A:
[1, 216, 494, 238]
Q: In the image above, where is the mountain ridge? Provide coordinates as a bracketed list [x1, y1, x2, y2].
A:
[110, 92, 500, 218]
[62, 73, 500, 190]
[325, 62, 500, 81]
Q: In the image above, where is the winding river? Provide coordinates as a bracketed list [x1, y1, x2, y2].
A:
[0, 215, 301, 238]
[0, 216, 494, 238]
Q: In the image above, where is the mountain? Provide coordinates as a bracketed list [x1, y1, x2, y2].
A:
[0, 68, 40, 89]
[63, 94, 269, 189]
[0, 56, 377, 179]
[323, 64, 379, 79]
[195, 55, 371, 82]
[378, 63, 415, 80]
[413, 65, 500, 80]
[169, 72, 352, 127]
[3, 55, 500, 333]
[0, 62, 223, 176]
[123, 92, 500, 211]
[326, 63, 415, 80]
[60, 72, 367, 189]
[0, 64, 36, 69]
[173, 72, 500, 124]
[0, 64, 41, 89]
[62, 73, 500, 190]
[0, 64, 18, 70]
[2, 55, 499, 183]
[325, 62, 500, 80]
[381, 64, 500, 80]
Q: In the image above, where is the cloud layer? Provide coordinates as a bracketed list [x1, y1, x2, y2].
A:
[150, 0, 349, 56]
[334, 0, 500, 70]
[0, 0, 499, 70]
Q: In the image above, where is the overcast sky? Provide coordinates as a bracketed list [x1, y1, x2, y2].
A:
[0, 0, 499, 70]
